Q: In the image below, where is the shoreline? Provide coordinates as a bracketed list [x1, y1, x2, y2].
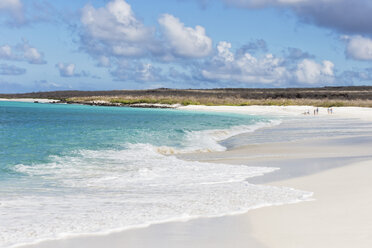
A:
[3, 98, 372, 118]
[22, 157, 372, 248]
[9, 104, 372, 248]
[18, 138, 372, 248]
[2, 98, 372, 123]
[0, 98, 60, 104]
[19, 159, 372, 248]
[3, 97, 372, 121]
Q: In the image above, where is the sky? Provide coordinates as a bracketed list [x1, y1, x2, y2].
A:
[1, 0, 372, 93]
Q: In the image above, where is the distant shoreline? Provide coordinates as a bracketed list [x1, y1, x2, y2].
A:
[1, 86, 372, 108]
[2, 98, 372, 122]
[0, 98, 60, 104]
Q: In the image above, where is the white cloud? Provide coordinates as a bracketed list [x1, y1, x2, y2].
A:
[295, 59, 334, 84]
[79, 0, 214, 85]
[22, 43, 46, 64]
[201, 41, 289, 84]
[345, 35, 372, 61]
[56, 63, 77, 77]
[80, 1, 213, 61]
[216, 41, 234, 62]
[158, 14, 212, 58]
[136, 63, 162, 82]
[111, 61, 164, 82]
[81, 0, 153, 57]
[56, 63, 93, 78]
[199, 41, 335, 86]
[0, 45, 13, 59]
[97, 56, 111, 67]
[0, 41, 46, 64]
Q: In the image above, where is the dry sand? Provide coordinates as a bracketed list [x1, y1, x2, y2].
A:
[179, 105, 372, 122]
[248, 159, 372, 248]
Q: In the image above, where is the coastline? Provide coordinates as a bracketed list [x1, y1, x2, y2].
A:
[0, 98, 60, 104]
[19, 159, 372, 248]
[2, 99, 372, 248]
[174, 105, 372, 248]
[15, 103, 372, 248]
[4, 96, 372, 120]
[2, 97, 372, 122]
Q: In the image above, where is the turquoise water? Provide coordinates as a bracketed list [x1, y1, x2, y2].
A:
[0, 101, 263, 169]
[0, 101, 310, 248]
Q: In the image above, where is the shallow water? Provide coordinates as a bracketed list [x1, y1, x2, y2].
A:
[0, 102, 310, 248]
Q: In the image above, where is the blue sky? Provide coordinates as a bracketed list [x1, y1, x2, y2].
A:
[1, 0, 372, 93]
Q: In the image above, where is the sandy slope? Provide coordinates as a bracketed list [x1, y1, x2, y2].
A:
[248, 159, 372, 248]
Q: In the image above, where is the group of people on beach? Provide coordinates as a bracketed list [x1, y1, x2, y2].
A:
[303, 107, 319, 115]
[303, 107, 333, 115]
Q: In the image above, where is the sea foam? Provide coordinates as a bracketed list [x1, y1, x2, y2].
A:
[156, 120, 282, 154]
[0, 118, 312, 248]
[1, 142, 312, 248]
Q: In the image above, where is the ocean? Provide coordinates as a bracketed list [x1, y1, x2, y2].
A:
[0, 101, 310, 248]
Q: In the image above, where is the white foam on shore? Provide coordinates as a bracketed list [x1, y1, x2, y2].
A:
[1, 144, 312, 248]
[0, 115, 301, 248]
[156, 120, 281, 154]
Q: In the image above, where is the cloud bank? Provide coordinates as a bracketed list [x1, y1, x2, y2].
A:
[80, 0, 213, 62]
[77, 0, 340, 87]
[0, 0, 24, 24]
[199, 41, 334, 86]
[0, 40, 46, 64]
[81, 0, 154, 58]
[0, 63, 26, 75]
[344, 36, 372, 61]
[222, 0, 372, 36]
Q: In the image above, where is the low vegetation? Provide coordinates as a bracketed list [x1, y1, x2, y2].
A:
[65, 96, 372, 108]
[2, 87, 372, 107]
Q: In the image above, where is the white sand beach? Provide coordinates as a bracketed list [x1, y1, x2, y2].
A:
[179, 104, 372, 122]
[18, 105, 372, 248]
[0, 98, 60, 103]
[248, 159, 372, 248]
